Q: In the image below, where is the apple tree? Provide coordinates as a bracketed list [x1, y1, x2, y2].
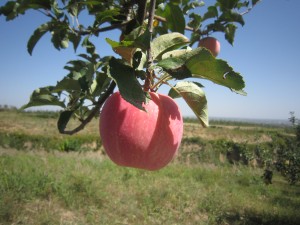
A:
[1, 0, 260, 169]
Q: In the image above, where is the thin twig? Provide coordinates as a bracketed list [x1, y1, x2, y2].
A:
[240, 0, 262, 16]
[77, 20, 133, 35]
[59, 81, 116, 135]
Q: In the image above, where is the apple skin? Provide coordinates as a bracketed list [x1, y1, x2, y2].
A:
[99, 92, 183, 171]
[198, 37, 220, 57]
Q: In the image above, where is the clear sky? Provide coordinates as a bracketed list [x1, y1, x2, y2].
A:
[0, 0, 300, 120]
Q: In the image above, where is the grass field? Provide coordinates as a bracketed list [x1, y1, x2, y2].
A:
[0, 110, 299, 225]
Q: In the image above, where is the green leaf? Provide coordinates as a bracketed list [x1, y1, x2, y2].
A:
[106, 28, 150, 62]
[94, 8, 120, 26]
[57, 110, 75, 133]
[158, 48, 246, 94]
[20, 87, 65, 110]
[183, 0, 205, 14]
[217, 0, 240, 11]
[151, 32, 190, 60]
[82, 36, 96, 55]
[53, 77, 81, 93]
[51, 1, 64, 18]
[27, 0, 51, 10]
[106, 57, 146, 110]
[27, 22, 51, 55]
[90, 72, 111, 97]
[186, 49, 245, 93]
[219, 10, 245, 26]
[161, 48, 192, 59]
[164, 3, 186, 33]
[133, 29, 151, 51]
[69, 33, 81, 52]
[188, 13, 202, 30]
[106, 38, 136, 64]
[225, 23, 237, 45]
[68, 3, 78, 17]
[170, 0, 181, 5]
[132, 51, 143, 70]
[169, 81, 208, 127]
[203, 6, 218, 21]
[51, 24, 70, 50]
[252, 0, 260, 6]
[0, 1, 20, 20]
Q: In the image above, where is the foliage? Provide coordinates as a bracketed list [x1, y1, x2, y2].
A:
[0, 0, 260, 134]
[271, 113, 300, 185]
[1, 109, 300, 185]
[0, 131, 101, 152]
[273, 136, 300, 185]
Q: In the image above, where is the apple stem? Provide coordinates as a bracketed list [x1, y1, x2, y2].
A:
[144, 0, 156, 92]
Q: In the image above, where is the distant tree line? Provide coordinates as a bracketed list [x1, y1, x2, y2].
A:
[0, 105, 17, 111]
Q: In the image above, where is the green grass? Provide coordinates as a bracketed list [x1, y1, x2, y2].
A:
[0, 110, 299, 224]
[1, 149, 299, 225]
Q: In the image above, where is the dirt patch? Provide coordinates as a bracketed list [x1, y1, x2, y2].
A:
[15, 198, 86, 225]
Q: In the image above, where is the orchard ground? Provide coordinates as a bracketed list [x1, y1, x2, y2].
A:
[0, 109, 300, 225]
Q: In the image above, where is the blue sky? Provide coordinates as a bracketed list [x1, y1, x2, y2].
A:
[0, 0, 300, 120]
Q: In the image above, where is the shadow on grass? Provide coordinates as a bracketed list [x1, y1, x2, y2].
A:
[223, 210, 300, 225]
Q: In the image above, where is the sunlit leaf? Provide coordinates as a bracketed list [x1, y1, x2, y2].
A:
[151, 32, 189, 60]
[169, 81, 208, 127]
[158, 48, 246, 94]
[161, 48, 192, 59]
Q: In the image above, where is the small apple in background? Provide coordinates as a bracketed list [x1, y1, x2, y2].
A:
[198, 37, 220, 57]
[99, 92, 183, 171]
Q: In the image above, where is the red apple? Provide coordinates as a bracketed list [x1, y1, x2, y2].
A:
[198, 37, 220, 57]
[99, 91, 183, 171]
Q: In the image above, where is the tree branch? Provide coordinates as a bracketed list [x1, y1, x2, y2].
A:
[137, 0, 147, 25]
[144, 0, 156, 92]
[77, 20, 133, 36]
[59, 81, 116, 135]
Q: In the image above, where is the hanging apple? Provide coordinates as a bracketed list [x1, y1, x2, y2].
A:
[198, 37, 221, 57]
[99, 91, 183, 171]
